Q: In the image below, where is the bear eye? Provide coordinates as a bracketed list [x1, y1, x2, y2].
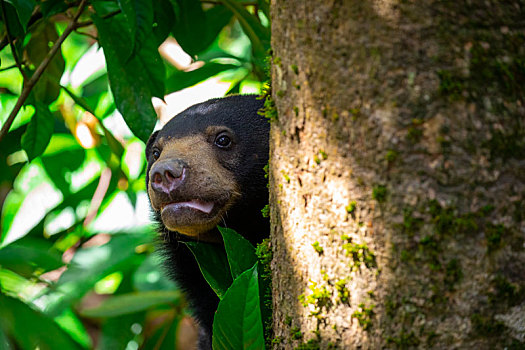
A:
[152, 148, 161, 160]
[214, 134, 232, 149]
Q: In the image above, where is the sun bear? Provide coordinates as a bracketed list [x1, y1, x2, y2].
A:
[145, 95, 270, 349]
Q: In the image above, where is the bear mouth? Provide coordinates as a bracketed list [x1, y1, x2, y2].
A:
[161, 199, 214, 214]
[157, 195, 234, 241]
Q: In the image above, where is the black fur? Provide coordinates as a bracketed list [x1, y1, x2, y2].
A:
[145, 95, 270, 349]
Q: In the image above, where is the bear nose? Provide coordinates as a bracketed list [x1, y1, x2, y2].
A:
[150, 160, 186, 194]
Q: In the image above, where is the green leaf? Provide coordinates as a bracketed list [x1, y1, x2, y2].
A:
[171, 0, 206, 57]
[0, 268, 32, 296]
[219, 0, 270, 77]
[54, 308, 93, 349]
[25, 21, 65, 104]
[93, 11, 164, 143]
[117, 0, 153, 54]
[98, 312, 145, 350]
[91, 0, 120, 16]
[0, 238, 63, 277]
[0, 326, 13, 349]
[165, 62, 238, 94]
[133, 253, 177, 291]
[21, 102, 54, 161]
[82, 72, 109, 101]
[61, 86, 125, 158]
[41, 139, 86, 195]
[0, 190, 24, 246]
[226, 78, 243, 95]
[152, 0, 176, 45]
[212, 264, 265, 350]
[257, 0, 270, 20]
[0, 3, 24, 37]
[40, 0, 69, 18]
[0, 125, 25, 186]
[61, 85, 96, 115]
[172, 1, 232, 57]
[81, 290, 181, 318]
[0, 293, 82, 350]
[141, 313, 181, 350]
[202, 5, 233, 52]
[42, 233, 152, 317]
[219, 226, 256, 280]
[184, 241, 232, 299]
[4, 0, 35, 30]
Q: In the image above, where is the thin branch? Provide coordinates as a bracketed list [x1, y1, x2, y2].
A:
[0, 1, 80, 52]
[0, 63, 19, 72]
[0, 0, 89, 143]
[0, 1, 27, 80]
[74, 29, 97, 41]
[83, 167, 112, 227]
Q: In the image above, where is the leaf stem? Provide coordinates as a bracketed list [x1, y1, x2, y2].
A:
[0, 2, 81, 52]
[0, 63, 19, 73]
[0, 0, 89, 143]
[74, 29, 98, 41]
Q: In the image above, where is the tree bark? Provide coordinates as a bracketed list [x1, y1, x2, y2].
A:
[269, 1, 525, 348]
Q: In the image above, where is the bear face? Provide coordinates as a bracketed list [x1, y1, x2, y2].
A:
[145, 95, 269, 349]
[146, 95, 269, 243]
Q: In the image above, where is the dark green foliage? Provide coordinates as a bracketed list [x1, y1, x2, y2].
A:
[185, 240, 233, 299]
[187, 229, 270, 349]
[212, 264, 265, 349]
[92, 8, 164, 143]
[20, 101, 55, 160]
[0, 0, 269, 347]
[0, 293, 83, 349]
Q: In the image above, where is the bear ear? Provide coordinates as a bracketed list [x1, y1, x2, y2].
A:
[145, 130, 160, 158]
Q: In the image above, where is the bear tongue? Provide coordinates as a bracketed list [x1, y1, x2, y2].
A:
[168, 200, 214, 214]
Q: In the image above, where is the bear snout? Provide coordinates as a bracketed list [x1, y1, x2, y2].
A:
[150, 159, 187, 195]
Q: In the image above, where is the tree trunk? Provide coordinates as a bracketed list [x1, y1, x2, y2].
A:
[269, 1, 525, 348]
